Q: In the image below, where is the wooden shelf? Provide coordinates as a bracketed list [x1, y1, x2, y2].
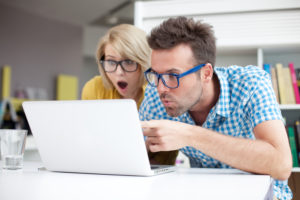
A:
[279, 104, 300, 110]
[292, 167, 300, 172]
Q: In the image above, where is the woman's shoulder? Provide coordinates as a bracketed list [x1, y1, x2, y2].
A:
[86, 76, 103, 85]
[82, 76, 107, 99]
[85, 76, 106, 89]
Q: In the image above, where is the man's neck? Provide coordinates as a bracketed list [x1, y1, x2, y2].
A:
[189, 75, 220, 125]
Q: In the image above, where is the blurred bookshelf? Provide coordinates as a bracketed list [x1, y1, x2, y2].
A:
[279, 105, 300, 110]
[292, 167, 300, 173]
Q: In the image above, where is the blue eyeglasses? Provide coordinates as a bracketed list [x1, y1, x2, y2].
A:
[144, 63, 206, 89]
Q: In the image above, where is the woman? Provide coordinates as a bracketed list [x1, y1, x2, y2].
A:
[82, 24, 150, 108]
[82, 24, 178, 165]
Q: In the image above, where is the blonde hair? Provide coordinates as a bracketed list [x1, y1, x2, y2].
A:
[96, 24, 151, 89]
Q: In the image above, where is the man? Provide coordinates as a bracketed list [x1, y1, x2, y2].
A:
[139, 17, 292, 199]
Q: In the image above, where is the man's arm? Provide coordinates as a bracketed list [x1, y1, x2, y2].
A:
[142, 119, 292, 180]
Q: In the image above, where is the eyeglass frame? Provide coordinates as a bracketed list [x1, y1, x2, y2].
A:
[100, 59, 138, 73]
[144, 63, 206, 89]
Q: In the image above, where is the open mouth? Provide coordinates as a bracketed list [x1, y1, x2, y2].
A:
[117, 81, 128, 89]
[162, 99, 171, 105]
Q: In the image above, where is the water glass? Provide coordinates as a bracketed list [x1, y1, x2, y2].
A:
[0, 129, 27, 170]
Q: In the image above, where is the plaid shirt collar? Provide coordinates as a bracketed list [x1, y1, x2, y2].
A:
[182, 67, 231, 125]
[203, 68, 231, 125]
[212, 68, 231, 118]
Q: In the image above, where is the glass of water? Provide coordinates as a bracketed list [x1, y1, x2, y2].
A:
[0, 129, 27, 170]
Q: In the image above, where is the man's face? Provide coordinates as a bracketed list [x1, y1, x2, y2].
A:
[151, 44, 204, 117]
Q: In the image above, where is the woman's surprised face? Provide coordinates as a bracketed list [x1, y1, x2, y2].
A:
[103, 44, 141, 99]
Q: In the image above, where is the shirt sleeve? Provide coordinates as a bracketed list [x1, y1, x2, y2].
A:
[81, 79, 96, 100]
[81, 76, 104, 100]
[139, 85, 154, 121]
[245, 71, 283, 128]
[139, 85, 165, 121]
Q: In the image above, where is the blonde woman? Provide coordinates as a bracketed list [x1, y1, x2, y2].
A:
[82, 24, 178, 165]
[81, 24, 150, 108]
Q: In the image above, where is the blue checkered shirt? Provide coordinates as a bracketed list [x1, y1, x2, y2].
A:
[139, 65, 292, 200]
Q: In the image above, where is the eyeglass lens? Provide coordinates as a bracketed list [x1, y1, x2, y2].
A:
[146, 72, 179, 88]
[102, 60, 137, 72]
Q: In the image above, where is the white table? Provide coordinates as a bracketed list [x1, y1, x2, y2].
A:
[0, 161, 273, 200]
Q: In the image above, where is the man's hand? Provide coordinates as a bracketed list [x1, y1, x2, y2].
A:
[141, 120, 193, 152]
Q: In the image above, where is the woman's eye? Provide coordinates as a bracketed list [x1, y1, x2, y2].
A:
[124, 60, 134, 65]
[107, 60, 116, 65]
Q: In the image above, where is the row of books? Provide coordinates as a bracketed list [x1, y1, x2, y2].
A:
[287, 120, 300, 167]
[263, 62, 300, 104]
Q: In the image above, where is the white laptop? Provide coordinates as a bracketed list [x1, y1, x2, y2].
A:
[22, 99, 175, 176]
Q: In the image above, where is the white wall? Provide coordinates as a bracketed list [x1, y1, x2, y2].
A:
[0, 3, 83, 99]
[83, 26, 109, 58]
[79, 26, 109, 94]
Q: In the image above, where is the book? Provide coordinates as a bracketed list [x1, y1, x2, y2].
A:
[276, 63, 288, 104]
[295, 120, 300, 161]
[270, 65, 280, 103]
[288, 62, 300, 104]
[56, 74, 78, 100]
[296, 68, 300, 87]
[1, 65, 11, 99]
[263, 63, 271, 75]
[282, 66, 296, 104]
[288, 126, 299, 167]
[276, 63, 287, 104]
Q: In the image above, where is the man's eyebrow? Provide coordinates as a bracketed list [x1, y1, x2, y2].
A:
[166, 68, 181, 73]
[151, 68, 181, 74]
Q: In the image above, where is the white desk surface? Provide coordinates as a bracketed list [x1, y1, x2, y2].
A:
[0, 161, 273, 200]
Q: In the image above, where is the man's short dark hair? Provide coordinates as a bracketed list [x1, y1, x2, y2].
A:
[148, 16, 216, 67]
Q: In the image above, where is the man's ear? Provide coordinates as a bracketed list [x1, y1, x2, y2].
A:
[200, 63, 213, 82]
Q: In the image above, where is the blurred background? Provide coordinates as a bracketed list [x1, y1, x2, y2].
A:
[0, 0, 192, 168]
[1, 2, 300, 195]
[0, 0, 153, 102]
